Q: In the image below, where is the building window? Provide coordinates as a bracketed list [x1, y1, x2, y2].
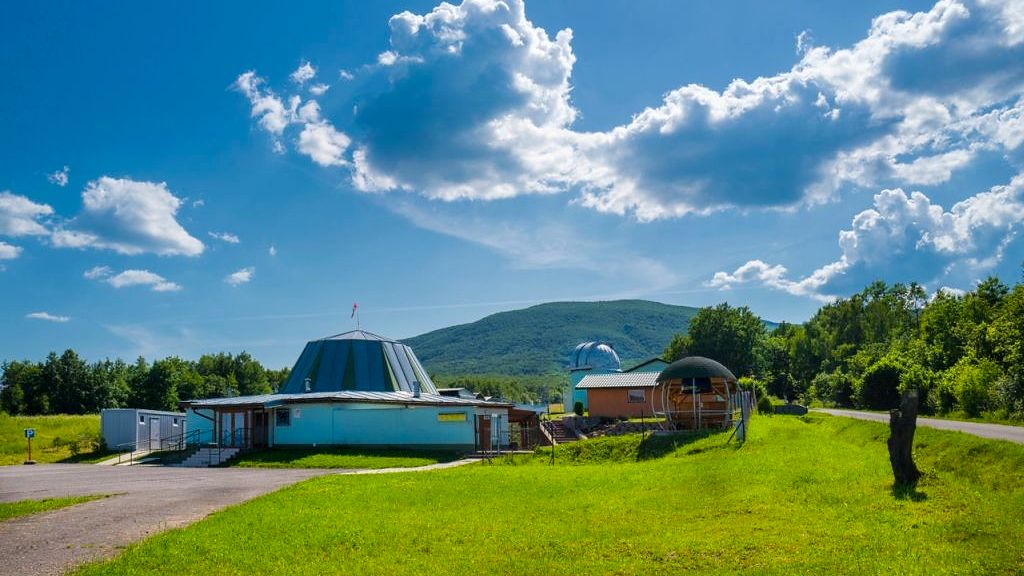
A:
[139, 415, 145, 424]
[627, 389, 645, 404]
[276, 409, 291, 427]
[172, 418, 179, 427]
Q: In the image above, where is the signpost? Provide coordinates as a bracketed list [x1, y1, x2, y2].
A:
[24, 428, 36, 465]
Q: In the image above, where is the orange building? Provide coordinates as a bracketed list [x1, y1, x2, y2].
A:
[576, 358, 669, 418]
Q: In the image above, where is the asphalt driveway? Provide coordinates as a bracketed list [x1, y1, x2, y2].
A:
[814, 408, 1024, 444]
[0, 465, 325, 576]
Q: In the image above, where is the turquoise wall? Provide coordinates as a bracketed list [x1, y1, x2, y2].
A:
[568, 370, 589, 411]
[273, 403, 478, 450]
[186, 409, 215, 443]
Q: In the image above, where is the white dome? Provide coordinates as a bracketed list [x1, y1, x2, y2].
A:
[568, 341, 621, 372]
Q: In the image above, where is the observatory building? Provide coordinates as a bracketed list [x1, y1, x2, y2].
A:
[181, 330, 511, 452]
[565, 341, 622, 412]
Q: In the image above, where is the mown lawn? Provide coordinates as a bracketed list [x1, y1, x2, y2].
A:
[76, 415, 1024, 575]
[227, 447, 460, 469]
[0, 414, 102, 465]
[0, 495, 108, 522]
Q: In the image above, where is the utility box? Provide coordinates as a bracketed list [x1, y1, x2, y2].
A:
[101, 408, 187, 451]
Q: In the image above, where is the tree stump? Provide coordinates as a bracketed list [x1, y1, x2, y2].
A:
[887, 389, 921, 487]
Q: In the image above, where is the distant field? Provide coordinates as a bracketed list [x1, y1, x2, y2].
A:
[76, 415, 1024, 575]
[0, 414, 102, 465]
[228, 447, 460, 469]
[0, 495, 107, 522]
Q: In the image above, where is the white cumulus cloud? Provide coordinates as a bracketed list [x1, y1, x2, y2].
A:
[290, 61, 316, 85]
[96, 269, 182, 292]
[225, 266, 254, 286]
[51, 177, 204, 256]
[237, 0, 1024, 221]
[709, 173, 1024, 299]
[0, 241, 22, 260]
[0, 191, 53, 237]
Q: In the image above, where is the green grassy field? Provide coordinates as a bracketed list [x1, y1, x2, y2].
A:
[228, 447, 460, 469]
[0, 414, 102, 465]
[76, 415, 1024, 575]
[0, 495, 107, 522]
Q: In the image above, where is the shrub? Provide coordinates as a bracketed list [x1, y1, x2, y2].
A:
[68, 440, 81, 457]
[857, 359, 903, 410]
[940, 359, 1002, 417]
[737, 376, 768, 399]
[573, 401, 584, 416]
[809, 372, 856, 407]
[757, 395, 774, 415]
[992, 375, 1023, 418]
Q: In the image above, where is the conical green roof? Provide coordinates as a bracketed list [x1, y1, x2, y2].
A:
[279, 330, 438, 395]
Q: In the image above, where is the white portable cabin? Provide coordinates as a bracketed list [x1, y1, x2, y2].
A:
[101, 408, 187, 451]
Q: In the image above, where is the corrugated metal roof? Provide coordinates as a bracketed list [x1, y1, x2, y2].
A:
[576, 371, 660, 389]
[182, 391, 512, 409]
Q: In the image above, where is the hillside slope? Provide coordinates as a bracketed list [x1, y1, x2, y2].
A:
[404, 300, 700, 375]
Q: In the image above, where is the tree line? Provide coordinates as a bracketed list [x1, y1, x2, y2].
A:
[665, 277, 1024, 420]
[0, 350, 290, 415]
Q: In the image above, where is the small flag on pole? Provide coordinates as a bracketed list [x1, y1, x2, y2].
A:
[351, 302, 358, 318]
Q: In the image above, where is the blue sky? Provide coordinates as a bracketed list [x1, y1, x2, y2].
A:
[2, 0, 1023, 368]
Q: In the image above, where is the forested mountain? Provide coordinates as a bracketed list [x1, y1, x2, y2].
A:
[404, 300, 704, 375]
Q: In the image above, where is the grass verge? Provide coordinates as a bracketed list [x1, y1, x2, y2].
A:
[0, 414, 102, 465]
[75, 415, 1024, 575]
[0, 495, 108, 522]
[227, 447, 461, 469]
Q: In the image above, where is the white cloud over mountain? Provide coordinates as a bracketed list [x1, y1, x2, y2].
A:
[231, 0, 1024, 299]
[52, 177, 204, 257]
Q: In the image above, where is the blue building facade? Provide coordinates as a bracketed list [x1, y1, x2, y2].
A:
[182, 331, 511, 452]
[565, 341, 622, 412]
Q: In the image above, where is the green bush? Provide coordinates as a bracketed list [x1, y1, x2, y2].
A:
[809, 372, 855, 407]
[857, 358, 903, 410]
[940, 359, 1003, 417]
[992, 375, 1023, 417]
[573, 401, 584, 416]
[737, 376, 768, 400]
[757, 395, 774, 415]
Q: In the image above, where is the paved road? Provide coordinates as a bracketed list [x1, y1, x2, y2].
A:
[0, 460, 474, 576]
[814, 409, 1024, 444]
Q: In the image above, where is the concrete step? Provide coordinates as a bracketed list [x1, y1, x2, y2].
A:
[178, 447, 241, 468]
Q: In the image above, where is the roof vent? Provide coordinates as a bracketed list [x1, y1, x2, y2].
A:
[304, 377, 312, 393]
